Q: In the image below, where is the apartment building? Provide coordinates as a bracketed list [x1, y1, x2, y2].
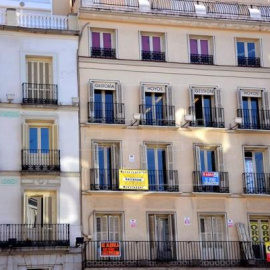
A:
[73, 0, 270, 268]
[0, 1, 81, 270]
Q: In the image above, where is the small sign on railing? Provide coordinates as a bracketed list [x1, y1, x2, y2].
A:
[202, 172, 220, 186]
[100, 241, 121, 257]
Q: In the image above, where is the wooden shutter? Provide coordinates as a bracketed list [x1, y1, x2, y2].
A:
[216, 146, 224, 172]
[200, 217, 212, 241]
[262, 90, 270, 110]
[111, 144, 118, 185]
[43, 195, 54, 224]
[168, 214, 175, 241]
[189, 87, 195, 117]
[195, 145, 201, 171]
[140, 144, 148, 170]
[214, 88, 223, 124]
[116, 83, 123, 121]
[96, 216, 102, 241]
[89, 81, 95, 118]
[236, 223, 254, 259]
[109, 215, 120, 241]
[23, 193, 29, 224]
[148, 215, 156, 241]
[166, 86, 173, 121]
[212, 216, 225, 241]
[22, 122, 29, 149]
[93, 143, 100, 184]
[52, 124, 58, 150]
[96, 216, 109, 241]
[140, 84, 145, 104]
[166, 144, 174, 186]
[237, 89, 243, 109]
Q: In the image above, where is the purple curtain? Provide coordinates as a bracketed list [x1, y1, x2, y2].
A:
[153, 37, 161, 52]
[103, 33, 112, 49]
[190, 39, 198, 54]
[200, 40, 209, 55]
[142, 36, 150, 51]
[92, 32, 100, 48]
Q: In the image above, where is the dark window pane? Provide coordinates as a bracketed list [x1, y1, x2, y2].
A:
[29, 128, 38, 151]
[247, 42, 256, 58]
[237, 42, 245, 57]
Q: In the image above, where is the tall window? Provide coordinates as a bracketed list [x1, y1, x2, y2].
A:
[244, 149, 268, 194]
[237, 89, 270, 129]
[236, 39, 260, 67]
[148, 213, 176, 260]
[140, 83, 174, 126]
[141, 33, 165, 61]
[91, 29, 116, 58]
[92, 142, 120, 190]
[189, 87, 224, 128]
[141, 143, 177, 191]
[189, 36, 213, 64]
[89, 81, 124, 124]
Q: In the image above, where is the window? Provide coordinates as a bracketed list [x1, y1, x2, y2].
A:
[91, 141, 121, 190]
[189, 36, 213, 64]
[148, 213, 176, 260]
[89, 80, 124, 124]
[189, 86, 224, 128]
[249, 216, 270, 260]
[22, 120, 60, 172]
[236, 39, 260, 67]
[90, 29, 116, 58]
[95, 214, 122, 241]
[237, 89, 270, 130]
[23, 56, 57, 105]
[141, 32, 165, 61]
[193, 145, 228, 193]
[243, 148, 269, 194]
[141, 143, 178, 191]
[139, 83, 175, 126]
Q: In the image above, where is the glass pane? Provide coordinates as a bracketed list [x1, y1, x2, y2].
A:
[237, 42, 245, 57]
[158, 149, 166, 185]
[29, 128, 38, 151]
[207, 150, 215, 171]
[195, 95, 203, 126]
[105, 91, 114, 123]
[94, 90, 102, 120]
[255, 152, 264, 173]
[247, 42, 256, 57]
[155, 93, 164, 122]
[190, 39, 198, 54]
[200, 150, 205, 171]
[106, 147, 112, 186]
[147, 148, 156, 186]
[203, 96, 212, 126]
[145, 92, 153, 124]
[200, 40, 209, 55]
[41, 128, 49, 152]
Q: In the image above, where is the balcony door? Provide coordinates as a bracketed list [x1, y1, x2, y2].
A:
[244, 151, 265, 193]
[242, 97, 260, 129]
[149, 214, 176, 260]
[194, 95, 212, 127]
[145, 92, 164, 125]
[200, 215, 226, 260]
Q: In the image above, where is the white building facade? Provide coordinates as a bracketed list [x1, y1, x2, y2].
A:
[0, 1, 81, 270]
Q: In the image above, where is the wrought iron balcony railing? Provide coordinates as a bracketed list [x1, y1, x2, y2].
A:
[238, 56, 261, 67]
[139, 104, 175, 126]
[150, 0, 196, 13]
[83, 240, 269, 268]
[92, 0, 139, 8]
[22, 83, 58, 105]
[189, 107, 225, 128]
[91, 47, 116, 59]
[190, 54, 214, 65]
[88, 102, 125, 124]
[141, 51, 166, 62]
[90, 169, 179, 192]
[237, 109, 270, 130]
[193, 171, 229, 193]
[243, 173, 270, 195]
[21, 149, 60, 173]
[0, 224, 69, 248]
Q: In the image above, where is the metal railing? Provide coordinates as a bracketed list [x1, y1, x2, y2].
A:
[21, 149, 60, 173]
[88, 102, 125, 124]
[139, 104, 175, 126]
[90, 169, 179, 192]
[237, 109, 270, 130]
[92, 0, 139, 8]
[83, 240, 269, 268]
[190, 54, 214, 65]
[238, 56, 261, 67]
[91, 47, 116, 59]
[150, 0, 195, 13]
[141, 51, 166, 62]
[0, 9, 5, 25]
[193, 171, 229, 193]
[189, 107, 225, 128]
[22, 83, 58, 105]
[0, 224, 69, 248]
[243, 173, 270, 195]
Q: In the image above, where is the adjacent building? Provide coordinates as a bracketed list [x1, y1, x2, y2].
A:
[0, 1, 81, 269]
[73, 0, 270, 268]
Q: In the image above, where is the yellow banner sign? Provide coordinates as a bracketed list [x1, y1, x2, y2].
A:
[119, 169, 148, 190]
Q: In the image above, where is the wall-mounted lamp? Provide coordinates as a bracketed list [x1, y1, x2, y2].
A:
[229, 117, 242, 130]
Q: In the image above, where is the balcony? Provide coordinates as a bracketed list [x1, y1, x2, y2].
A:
[21, 149, 60, 173]
[139, 104, 175, 126]
[90, 169, 179, 192]
[190, 54, 214, 65]
[22, 83, 58, 105]
[87, 0, 139, 8]
[83, 240, 269, 268]
[243, 173, 270, 195]
[88, 102, 125, 124]
[141, 51, 166, 62]
[0, 224, 69, 248]
[193, 171, 229, 193]
[237, 109, 270, 130]
[238, 57, 261, 67]
[91, 47, 116, 59]
[189, 107, 225, 128]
